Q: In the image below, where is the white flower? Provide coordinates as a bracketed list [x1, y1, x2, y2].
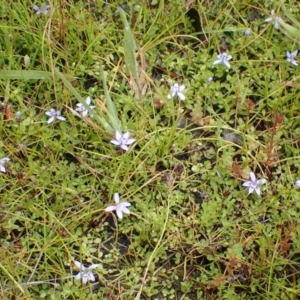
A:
[294, 180, 300, 188]
[167, 83, 186, 101]
[244, 28, 251, 37]
[105, 193, 131, 220]
[286, 50, 298, 66]
[264, 10, 283, 30]
[0, 157, 10, 173]
[110, 131, 135, 151]
[207, 77, 213, 83]
[45, 109, 66, 124]
[242, 171, 267, 196]
[74, 261, 99, 284]
[15, 111, 22, 122]
[33, 4, 50, 16]
[75, 96, 95, 117]
[213, 53, 232, 69]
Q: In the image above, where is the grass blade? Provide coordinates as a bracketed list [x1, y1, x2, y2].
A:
[0, 70, 52, 80]
[119, 8, 143, 99]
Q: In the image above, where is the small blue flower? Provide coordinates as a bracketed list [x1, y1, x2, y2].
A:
[110, 131, 135, 151]
[264, 10, 283, 30]
[75, 96, 95, 117]
[33, 4, 50, 16]
[105, 193, 131, 220]
[168, 83, 186, 101]
[213, 53, 232, 69]
[45, 109, 66, 124]
[286, 50, 298, 66]
[242, 172, 266, 196]
[74, 261, 99, 284]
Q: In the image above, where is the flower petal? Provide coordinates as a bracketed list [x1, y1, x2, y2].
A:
[75, 272, 82, 280]
[125, 138, 135, 145]
[248, 186, 255, 194]
[178, 93, 186, 101]
[120, 144, 129, 151]
[116, 209, 123, 220]
[105, 205, 117, 212]
[114, 193, 120, 204]
[122, 207, 131, 215]
[254, 187, 261, 196]
[242, 181, 251, 187]
[213, 59, 221, 65]
[257, 178, 267, 185]
[88, 273, 96, 282]
[123, 132, 130, 140]
[264, 17, 272, 23]
[82, 274, 88, 284]
[294, 180, 300, 188]
[74, 261, 84, 270]
[111, 139, 121, 146]
[86, 96, 91, 105]
[47, 117, 55, 124]
[179, 85, 185, 92]
[249, 172, 256, 182]
[88, 264, 99, 270]
[224, 61, 231, 69]
[45, 111, 53, 117]
[115, 131, 122, 141]
[0, 158, 10, 164]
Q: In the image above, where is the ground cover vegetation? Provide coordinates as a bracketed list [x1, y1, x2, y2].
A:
[1, 0, 300, 299]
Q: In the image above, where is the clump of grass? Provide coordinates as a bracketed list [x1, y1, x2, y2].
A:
[1, 1, 300, 299]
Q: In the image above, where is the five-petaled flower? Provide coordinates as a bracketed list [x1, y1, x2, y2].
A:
[264, 10, 283, 30]
[0, 157, 10, 173]
[167, 83, 186, 101]
[33, 4, 50, 16]
[110, 131, 135, 151]
[213, 53, 232, 69]
[45, 109, 66, 124]
[242, 171, 266, 196]
[74, 261, 99, 284]
[286, 50, 298, 66]
[75, 96, 95, 117]
[105, 192, 131, 220]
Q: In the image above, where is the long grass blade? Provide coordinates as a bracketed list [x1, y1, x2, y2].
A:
[119, 8, 141, 98]
[0, 70, 52, 80]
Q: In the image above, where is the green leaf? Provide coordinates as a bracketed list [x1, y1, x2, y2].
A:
[99, 66, 121, 132]
[119, 8, 140, 94]
[0, 70, 51, 80]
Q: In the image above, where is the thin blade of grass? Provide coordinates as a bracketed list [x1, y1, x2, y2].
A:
[0, 70, 52, 80]
[99, 66, 120, 132]
[119, 8, 142, 99]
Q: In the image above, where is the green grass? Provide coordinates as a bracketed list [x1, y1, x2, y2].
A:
[1, 0, 300, 299]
